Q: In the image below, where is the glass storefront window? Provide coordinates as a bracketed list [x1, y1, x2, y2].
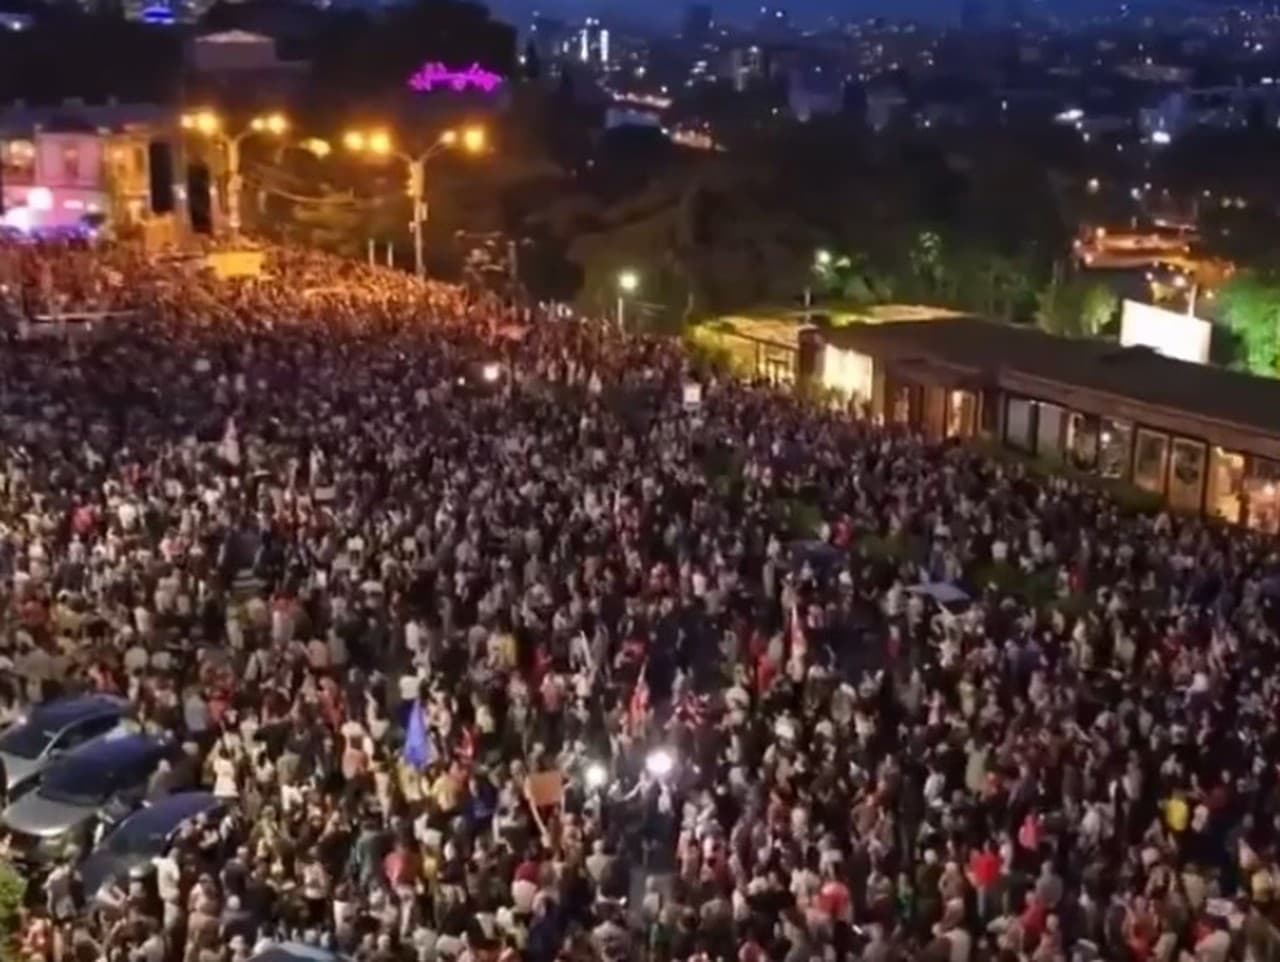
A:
[891, 385, 911, 425]
[1006, 397, 1034, 452]
[1066, 412, 1099, 472]
[1168, 438, 1206, 513]
[948, 390, 977, 439]
[1098, 418, 1133, 480]
[1134, 429, 1169, 495]
[1037, 403, 1066, 462]
[1207, 447, 1245, 525]
[979, 389, 999, 437]
[1246, 457, 1280, 533]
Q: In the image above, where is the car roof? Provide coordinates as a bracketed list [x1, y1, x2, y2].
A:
[26, 695, 126, 730]
[111, 792, 219, 835]
[48, 732, 164, 776]
[249, 943, 345, 962]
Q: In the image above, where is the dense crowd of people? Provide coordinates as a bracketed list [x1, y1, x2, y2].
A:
[0, 234, 1278, 962]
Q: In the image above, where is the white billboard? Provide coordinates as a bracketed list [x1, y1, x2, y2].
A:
[1120, 299, 1211, 365]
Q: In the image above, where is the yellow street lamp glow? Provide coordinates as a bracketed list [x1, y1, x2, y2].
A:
[439, 129, 459, 146]
[461, 126, 486, 153]
[302, 138, 332, 158]
[250, 113, 288, 135]
[343, 130, 367, 152]
[815, 248, 833, 267]
[618, 270, 639, 294]
[182, 110, 221, 135]
[368, 131, 392, 155]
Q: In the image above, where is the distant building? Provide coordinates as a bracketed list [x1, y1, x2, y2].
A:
[787, 64, 843, 122]
[0, 103, 172, 233]
[187, 30, 308, 100]
[575, 18, 611, 69]
[724, 44, 767, 92]
[865, 81, 908, 131]
[528, 13, 570, 63]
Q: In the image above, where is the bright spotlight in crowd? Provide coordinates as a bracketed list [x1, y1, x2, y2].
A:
[585, 762, 608, 790]
[482, 362, 501, 383]
[645, 748, 674, 778]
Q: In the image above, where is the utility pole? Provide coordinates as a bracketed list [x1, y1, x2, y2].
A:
[225, 136, 243, 239]
[408, 158, 426, 278]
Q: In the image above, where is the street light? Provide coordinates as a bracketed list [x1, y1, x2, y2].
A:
[180, 108, 290, 238]
[616, 269, 639, 328]
[299, 138, 332, 159]
[343, 125, 488, 278]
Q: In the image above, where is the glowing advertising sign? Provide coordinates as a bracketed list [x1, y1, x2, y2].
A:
[406, 62, 503, 94]
[1120, 299, 1211, 365]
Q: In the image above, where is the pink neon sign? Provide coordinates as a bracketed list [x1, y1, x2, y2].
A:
[407, 62, 503, 93]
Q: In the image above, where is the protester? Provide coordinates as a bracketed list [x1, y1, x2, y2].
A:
[0, 233, 1277, 962]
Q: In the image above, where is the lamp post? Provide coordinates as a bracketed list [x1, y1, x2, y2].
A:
[1171, 273, 1208, 317]
[807, 248, 833, 309]
[180, 110, 289, 239]
[343, 125, 486, 278]
[616, 269, 639, 329]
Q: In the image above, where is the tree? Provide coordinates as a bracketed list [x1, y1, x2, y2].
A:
[1217, 271, 1280, 376]
[1037, 270, 1118, 338]
[1080, 283, 1119, 336]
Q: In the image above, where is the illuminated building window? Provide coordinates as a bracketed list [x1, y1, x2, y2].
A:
[1168, 438, 1206, 513]
[947, 390, 976, 439]
[1097, 418, 1133, 480]
[63, 145, 81, 181]
[1035, 402, 1066, 461]
[1246, 457, 1280, 532]
[1133, 428, 1169, 494]
[1066, 412, 1098, 471]
[1207, 447, 1245, 524]
[1004, 396, 1034, 452]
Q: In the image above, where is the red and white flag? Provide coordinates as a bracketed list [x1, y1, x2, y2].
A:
[788, 605, 808, 662]
[628, 665, 650, 734]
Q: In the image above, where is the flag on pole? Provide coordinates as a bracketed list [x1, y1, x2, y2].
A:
[403, 700, 434, 770]
[628, 664, 650, 734]
[788, 605, 808, 662]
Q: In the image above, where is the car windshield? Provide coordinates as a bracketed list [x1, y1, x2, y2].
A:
[104, 816, 169, 855]
[0, 723, 54, 760]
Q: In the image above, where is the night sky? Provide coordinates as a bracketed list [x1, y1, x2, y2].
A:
[485, 0, 1140, 30]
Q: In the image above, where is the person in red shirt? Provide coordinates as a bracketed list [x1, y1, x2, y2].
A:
[1020, 892, 1047, 951]
[968, 846, 1002, 922]
[817, 872, 852, 923]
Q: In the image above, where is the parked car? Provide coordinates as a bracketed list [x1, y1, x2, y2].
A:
[0, 695, 127, 798]
[81, 792, 223, 901]
[1, 731, 173, 866]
